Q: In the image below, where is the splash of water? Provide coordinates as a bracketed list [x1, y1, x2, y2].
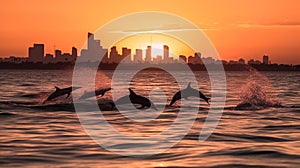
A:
[237, 69, 281, 109]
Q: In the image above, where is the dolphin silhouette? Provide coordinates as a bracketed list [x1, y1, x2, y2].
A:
[79, 88, 111, 99]
[111, 88, 157, 110]
[43, 86, 81, 104]
[169, 82, 210, 106]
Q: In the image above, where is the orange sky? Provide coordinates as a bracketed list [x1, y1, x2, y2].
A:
[0, 0, 299, 64]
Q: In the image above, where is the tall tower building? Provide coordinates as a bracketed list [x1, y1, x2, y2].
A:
[163, 45, 169, 63]
[87, 32, 94, 50]
[28, 44, 44, 63]
[145, 46, 152, 63]
[134, 49, 143, 63]
[55, 49, 62, 58]
[263, 55, 269, 64]
[122, 47, 131, 63]
[72, 47, 77, 57]
[81, 32, 107, 62]
[109, 46, 120, 63]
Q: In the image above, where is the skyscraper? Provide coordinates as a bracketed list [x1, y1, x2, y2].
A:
[109, 46, 120, 63]
[145, 46, 152, 63]
[55, 49, 62, 62]
[81, 32, 107, 62]
[134, 49, 143, 63]
[72, 47, 77, 57]
[122, 47, 131, 63]
[87, 32, 94, 50]
[163, 45, 169, 63]
[263, 55, 269, 64]
[28, 44, 44, 63]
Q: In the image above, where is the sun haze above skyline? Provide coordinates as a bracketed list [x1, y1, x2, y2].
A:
[113, 33, 195, 59]
[0, 0, 299, 64]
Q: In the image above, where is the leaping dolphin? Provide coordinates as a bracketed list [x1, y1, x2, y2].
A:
[43, 86, 81, 104]
[79, 88, 111, 100]
[169, 82, 210, 106]
[111, 88, 157, 110]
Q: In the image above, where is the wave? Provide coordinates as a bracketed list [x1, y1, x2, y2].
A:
[260, 125, 300, 131]
[20, 93, 41, 98]
[203, 148, 300, 159]
[204, 132, 291, 142]
[0, 101, 37, 110]
[0, 112, 16, 116]
[0, 155, 60, 165]
[30, 103, 76, 112]
[0, 100, 114, 112]
[203, 164, 283, 168]
[184, 132, 290, 143]
[17, 83, 36, 87]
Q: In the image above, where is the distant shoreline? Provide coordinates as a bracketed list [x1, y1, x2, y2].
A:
[0, 62, 299, 71]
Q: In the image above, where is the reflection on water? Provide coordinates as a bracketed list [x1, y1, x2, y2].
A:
[0, 70, 299, 167]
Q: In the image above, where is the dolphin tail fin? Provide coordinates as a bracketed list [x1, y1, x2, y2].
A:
[128, 88, 136, 96]
[199, 91, 210, 105]
[169, 91, 181, 106]
[187, 82, 192, 88]
[205, 97, 211, 105]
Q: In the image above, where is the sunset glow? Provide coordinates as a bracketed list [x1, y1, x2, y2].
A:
[0, 0, 299, 64]
[113, 33, 195, 59]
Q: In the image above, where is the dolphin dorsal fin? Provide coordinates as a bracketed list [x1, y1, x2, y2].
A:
[55, 86, 60, 90]
[187, 82, 192, 88]
[129, 88, 136, 96]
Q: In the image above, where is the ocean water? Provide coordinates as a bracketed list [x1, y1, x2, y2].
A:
[0, 69, 299, 167]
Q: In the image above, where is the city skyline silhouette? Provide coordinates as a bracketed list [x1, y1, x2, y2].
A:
[0, 32, 295, 68]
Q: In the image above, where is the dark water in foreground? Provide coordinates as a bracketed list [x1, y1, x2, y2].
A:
[0, 70, 299, 167]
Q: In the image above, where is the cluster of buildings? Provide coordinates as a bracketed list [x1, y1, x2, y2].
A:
[222, 55, 270, 65]
[29, 44, 78, 63]
[0, 44, 78, 64]
[79, 32, 220, 65]
[80, 33, 180, 64]
[0, 32, 272, 66]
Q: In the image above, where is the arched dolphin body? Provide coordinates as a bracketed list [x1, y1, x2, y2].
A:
[111, 88, 157, 110]
[43, 86, 81, 104]
[169, 82, 210, 106]
[79, 88, 111, 99]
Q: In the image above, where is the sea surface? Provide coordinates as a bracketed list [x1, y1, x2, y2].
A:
[0, 69, 299, 167]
